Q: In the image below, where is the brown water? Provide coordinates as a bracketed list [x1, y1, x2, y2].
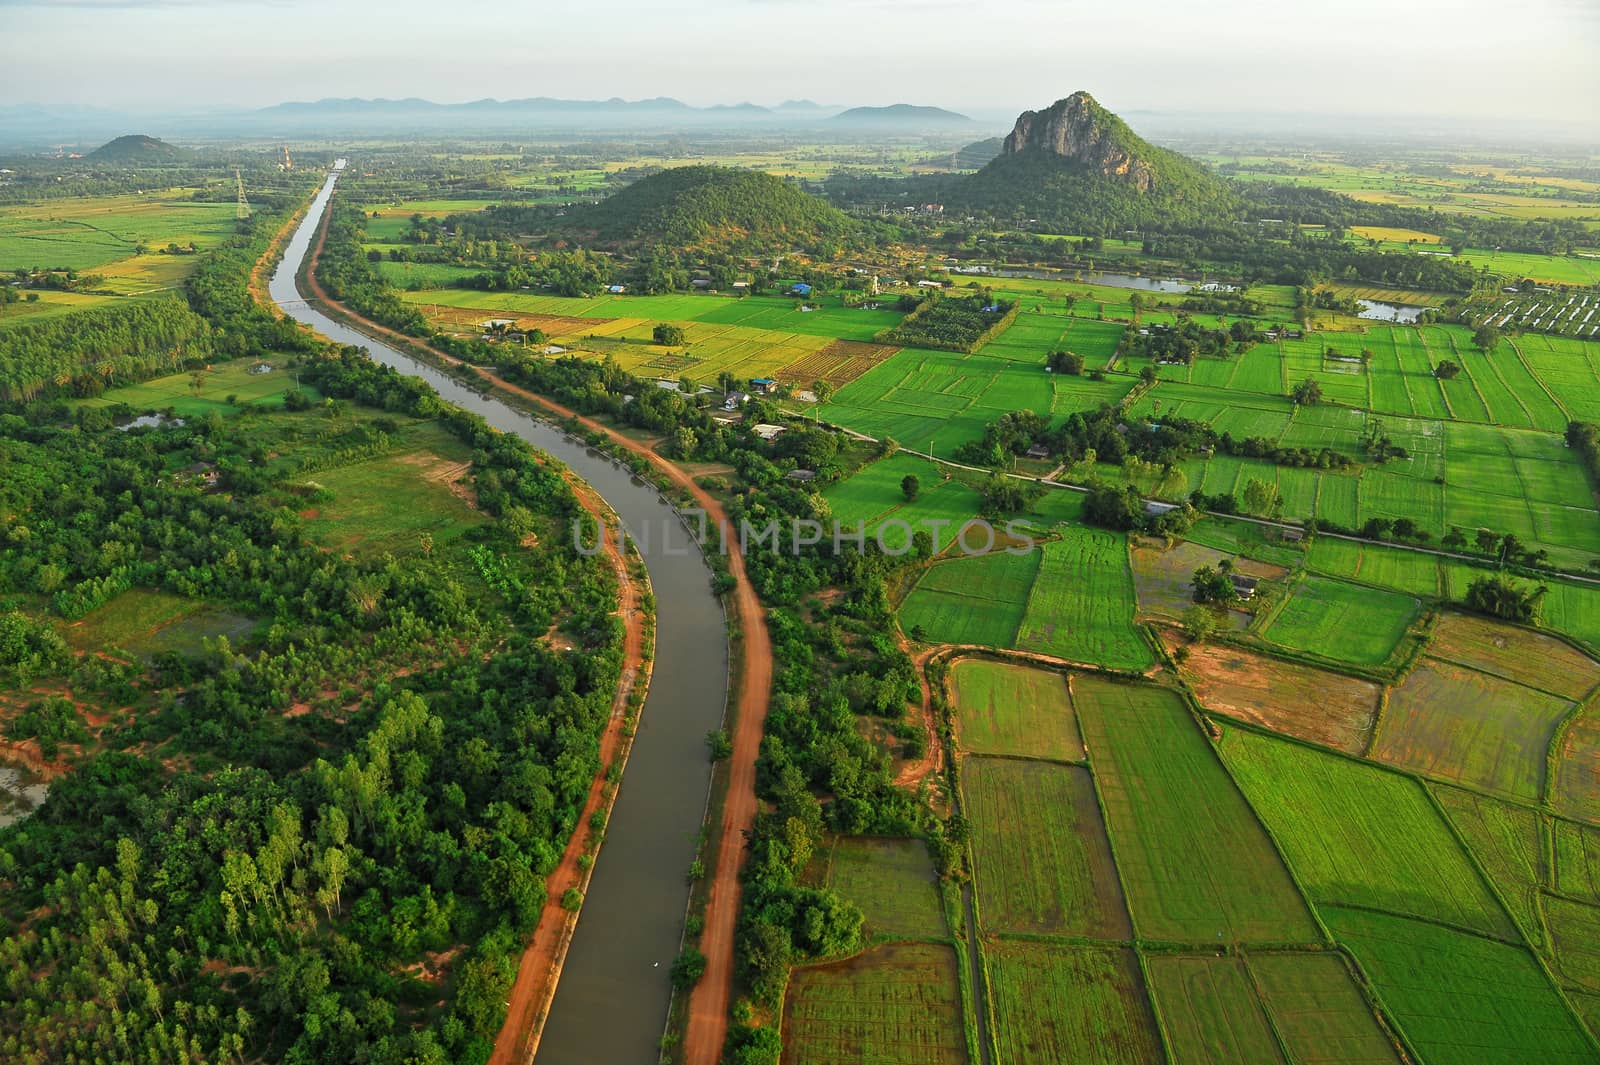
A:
[271, 169, 731, 1063]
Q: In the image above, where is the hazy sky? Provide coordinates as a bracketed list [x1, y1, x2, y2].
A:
[4, 0, 1598, 125]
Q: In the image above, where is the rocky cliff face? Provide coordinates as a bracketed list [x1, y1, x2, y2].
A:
[1000, 92, 1155, 192]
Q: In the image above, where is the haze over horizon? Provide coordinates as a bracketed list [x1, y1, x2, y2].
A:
[3, 0, 1597, 128]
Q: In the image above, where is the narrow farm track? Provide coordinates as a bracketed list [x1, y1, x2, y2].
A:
[300, 212, 772, 1064]
[894, 641, 945, 790]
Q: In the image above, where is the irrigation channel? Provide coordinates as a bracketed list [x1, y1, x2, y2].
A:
[270, 168, 730, 1064]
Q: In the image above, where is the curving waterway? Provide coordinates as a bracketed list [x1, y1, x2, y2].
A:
[270, 169, 729, 1064]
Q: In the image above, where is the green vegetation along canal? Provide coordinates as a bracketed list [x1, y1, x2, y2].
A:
[271, 168, 730, 1064]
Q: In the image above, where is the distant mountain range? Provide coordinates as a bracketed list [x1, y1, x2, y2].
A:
[829, 104, 972, 126]
[252, 96, 969, 128]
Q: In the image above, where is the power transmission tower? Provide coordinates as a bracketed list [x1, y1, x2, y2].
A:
[235, 169, 251, 221]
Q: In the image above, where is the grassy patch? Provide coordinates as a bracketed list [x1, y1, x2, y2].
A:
[1074, 677, 1319, 944]
[817, 837, 946, 942]
[949, 658, 1083, 761]
[62, 589, 256, 658]
[302, 451, 487, 557]
[963, 757, 1129, 938]
[75, 361, 316, 418]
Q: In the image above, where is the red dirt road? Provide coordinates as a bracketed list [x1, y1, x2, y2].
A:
[298, 204, 771, 1064]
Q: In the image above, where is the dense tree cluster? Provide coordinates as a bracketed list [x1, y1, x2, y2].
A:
[878, 292, 1017, 353]
[0, 348, 623, 1063]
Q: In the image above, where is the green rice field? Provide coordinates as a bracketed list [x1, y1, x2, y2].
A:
[949, 658, 1083, 761]
[1073, 678, 1320, 944]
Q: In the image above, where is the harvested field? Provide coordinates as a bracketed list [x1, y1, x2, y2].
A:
[949, 658, 1083, 761]
[1428, 613, 1600, 700]
[774, 339, 901, 390]
[1166, 632, 1380, 754]
[1373, 658, 1572, 801]
[963, 757, 1130, 938]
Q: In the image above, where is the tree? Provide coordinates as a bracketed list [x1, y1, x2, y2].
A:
[1047, 350, 1084, 375]
[671, 948, 707, 989]
[1241, 477, 1280, 517]
[653, 323, 685, 346]
[1464, 575, 1545, 622]
[1434, 359, 1462, 380]
[1290, 377, 1322, 406]
[1190, 566, 1239, 606]
[1181, 604, 1220, 641]
[810, 378, 834, 404]
[1474, 528, 1500, 556]
[1473, 323, 1502, 354]
[901, 475, 920, 502]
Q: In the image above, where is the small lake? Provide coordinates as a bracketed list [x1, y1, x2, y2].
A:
[980, 266, 1197, 293]
[1358, 300, 1427, 323]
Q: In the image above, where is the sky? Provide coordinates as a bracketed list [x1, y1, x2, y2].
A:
[2, 0, 1598, 126]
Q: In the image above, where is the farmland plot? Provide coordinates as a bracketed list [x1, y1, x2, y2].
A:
[963, 758, 1130, 938]
[1219, 727, 1514, 936]
[1428, 612, 1600, 700]
[1554, 818, 1600, 904]
[1074, 678, 1319, 943]
[1553, 707, 1600, 824]
[1373, 658, 1572, 801]
[1434, 786, 1547, 944]
[1015, 526, 1153, 671]
[898, 550, 1040, 648]
[1146, 954, 1285, 1065]
[781, 943, 968, 1065]
[1248, 952, 1402, 1065]
[1259, 576, 1418, 667]
[986, 942, 1164, 1065]
[1325, 907, 1597, 1065]
[949, 659, 1084, 761]
[1168, 635, 1381, 754]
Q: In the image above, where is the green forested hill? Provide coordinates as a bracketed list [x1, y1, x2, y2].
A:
[573, 165, 855, 247]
